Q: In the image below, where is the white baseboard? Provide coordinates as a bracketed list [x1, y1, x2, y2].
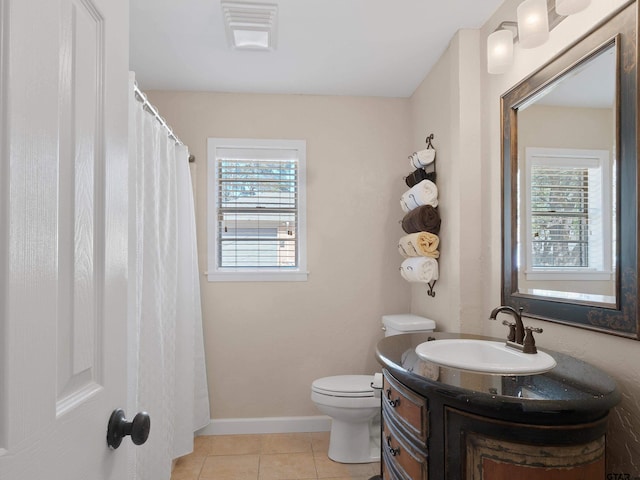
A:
[196, 416, 332, 436]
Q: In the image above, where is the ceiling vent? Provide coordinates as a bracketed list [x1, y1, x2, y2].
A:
[221, 1, 278, 51]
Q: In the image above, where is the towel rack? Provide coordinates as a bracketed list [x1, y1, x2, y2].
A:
[399, 132, 440, 298]
[425, 133, 437, 298]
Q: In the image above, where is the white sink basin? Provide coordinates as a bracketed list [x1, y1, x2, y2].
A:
[414, 339, 557, 375]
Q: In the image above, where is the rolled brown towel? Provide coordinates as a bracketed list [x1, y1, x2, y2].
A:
[401, 205, 441, 235]
[405, 168, 437, 188]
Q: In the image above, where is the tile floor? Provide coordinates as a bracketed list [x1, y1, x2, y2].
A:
[171, 432, 380, 480]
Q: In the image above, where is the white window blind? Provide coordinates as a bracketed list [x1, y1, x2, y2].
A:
[530, 165, 590, 268]
[207, 139, 307, 282]
[218, 157, 298, 268]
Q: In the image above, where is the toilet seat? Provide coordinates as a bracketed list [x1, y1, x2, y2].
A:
[311, 375, 374, 398]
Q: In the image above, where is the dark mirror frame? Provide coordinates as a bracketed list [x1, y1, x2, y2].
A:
[501, 0, 639, 339]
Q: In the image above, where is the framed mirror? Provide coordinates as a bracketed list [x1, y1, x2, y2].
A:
[501, 0, 639, 338]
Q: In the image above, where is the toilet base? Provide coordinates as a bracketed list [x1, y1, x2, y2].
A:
[327, 416, 381, 464]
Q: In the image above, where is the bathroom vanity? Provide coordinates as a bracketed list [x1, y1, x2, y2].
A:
[373, 332, 621, 480]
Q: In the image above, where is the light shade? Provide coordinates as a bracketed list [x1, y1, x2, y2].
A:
[233, 30, 270, 49]
[487, 29, 514, 74]
[517, 0, 550, 49]
[555, 0, 591, 15]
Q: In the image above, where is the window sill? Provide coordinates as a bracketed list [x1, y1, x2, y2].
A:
[523, 288, 616, 305]
[524, 269, 613, 281]
[206, 270, 309, 282]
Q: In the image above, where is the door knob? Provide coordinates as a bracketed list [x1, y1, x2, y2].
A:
[107, 408, 151, 449]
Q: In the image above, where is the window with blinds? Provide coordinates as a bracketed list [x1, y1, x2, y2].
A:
[207, 139, 307, 282]
[530, 165, 590, 268]
[218, 158, 297, 268]
[524, 147, 612, 278]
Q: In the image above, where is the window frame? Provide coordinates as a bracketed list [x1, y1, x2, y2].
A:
[523, 147, 613, 281]
[207, 138, 308, 282]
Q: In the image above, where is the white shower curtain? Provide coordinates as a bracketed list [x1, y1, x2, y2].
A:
[128, 74, 210, 480]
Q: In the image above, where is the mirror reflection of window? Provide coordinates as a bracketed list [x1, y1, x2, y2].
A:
[524, 148, 613, 278]
[516, 45, 616, 304]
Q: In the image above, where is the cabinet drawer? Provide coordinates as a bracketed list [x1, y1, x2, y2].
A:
[383, 447, 409, 480]
[383, 411, 428, 480]
[383, 371, 429, 443]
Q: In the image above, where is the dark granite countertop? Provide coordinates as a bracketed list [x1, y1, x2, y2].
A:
[376, 332, 621, 424]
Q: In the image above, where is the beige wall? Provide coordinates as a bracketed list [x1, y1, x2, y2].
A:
[146, 92, 412, 419]
[408, 29, 485, 335]
[406, 0, 639, 471]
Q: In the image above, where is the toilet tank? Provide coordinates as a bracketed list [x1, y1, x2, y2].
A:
[382, 314, 436, 337]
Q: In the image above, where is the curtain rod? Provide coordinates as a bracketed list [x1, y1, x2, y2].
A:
[133, 83, 195, 163]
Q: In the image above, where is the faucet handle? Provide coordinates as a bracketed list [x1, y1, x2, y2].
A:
[523, 326, 543, 354]
[502, 320, 516, 342]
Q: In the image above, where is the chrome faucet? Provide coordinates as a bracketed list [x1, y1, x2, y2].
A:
[489, 305, 542, 354]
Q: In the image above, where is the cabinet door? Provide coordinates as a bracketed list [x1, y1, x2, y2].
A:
[445, 407, 608, 480]
[466, 433, 604, 480]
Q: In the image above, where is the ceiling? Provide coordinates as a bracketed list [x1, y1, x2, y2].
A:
[130, 0, 504, 98]
[534, 45, 615, 109]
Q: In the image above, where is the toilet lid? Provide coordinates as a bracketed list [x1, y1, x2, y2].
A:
[312, 375, 374, 397]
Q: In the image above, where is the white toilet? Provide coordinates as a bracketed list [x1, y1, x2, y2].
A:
[311, 314, 436, 463]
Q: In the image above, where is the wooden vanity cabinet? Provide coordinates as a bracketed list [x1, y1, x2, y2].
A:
[376, 333, 619, 480]
[380, 369, 608, 480]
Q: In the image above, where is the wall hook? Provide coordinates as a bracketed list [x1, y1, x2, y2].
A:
[427, 280, 437, 297]
[425, 133, 435, 150]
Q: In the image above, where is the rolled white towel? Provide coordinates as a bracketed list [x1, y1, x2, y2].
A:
[400, 257, 439, 283]
[408, 149, 436, 169]
[400, 179, 438, 212]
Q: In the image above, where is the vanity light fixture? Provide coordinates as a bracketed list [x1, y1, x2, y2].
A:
[487, 0, 590, 74]
[555, 0, 591, 16]
[517, 0, 550, 48]
[221, 1, 278, 51]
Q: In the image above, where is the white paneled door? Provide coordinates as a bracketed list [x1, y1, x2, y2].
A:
[0, 0, 133, 478]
